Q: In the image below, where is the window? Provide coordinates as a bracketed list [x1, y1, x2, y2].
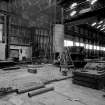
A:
[64, 40, 105, 51]
[75, 42, 80, 46]
[102, 47, 105, 51]
[64, 40, 67, 46]
[64, 40, 73, 47]
[100, 47, 103, 51]
[80, 43, 85, 47]
[97, 46, 100, 50]
[86, 44, 89, 49]
[100, 47, 105, 51]
[88, 44, 93, 50]
[93, 45, 97, 50]
[67, 40, 73, 46]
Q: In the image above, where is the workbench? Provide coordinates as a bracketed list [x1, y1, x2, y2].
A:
[72, 70, 105, 89]
[0, 61, 16, 68]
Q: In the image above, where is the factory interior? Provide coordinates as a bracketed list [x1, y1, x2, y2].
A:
[0, 0, 105, 105]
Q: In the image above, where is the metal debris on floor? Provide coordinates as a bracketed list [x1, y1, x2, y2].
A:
[0, 64, 105, 105]
[28, 87, 54, 97]
[17, 82, 45, 94]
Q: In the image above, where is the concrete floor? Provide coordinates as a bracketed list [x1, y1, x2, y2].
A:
[0, 64, 105, 105]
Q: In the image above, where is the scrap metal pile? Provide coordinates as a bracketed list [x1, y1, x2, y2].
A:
[60, 46, 86, 69]
[84, 62, 105, 74]
[0, 87, 16, 96]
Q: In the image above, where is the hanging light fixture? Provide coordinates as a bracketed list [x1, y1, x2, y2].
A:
[70, 10, 77, 17]
[91, 22, 96, 26]
[86, 0, 98, 5]
[99, 20, 103, 24]
[97, 25, 101, 28]
[91, 0, 98, 5]
[100, 27, 105, 31]
[70, 3, 77, 9]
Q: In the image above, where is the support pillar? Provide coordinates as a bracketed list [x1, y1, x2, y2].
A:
[53, 24, 64, 58]
[4, 15, 9, 59]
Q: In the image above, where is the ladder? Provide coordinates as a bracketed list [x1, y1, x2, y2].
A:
[60, 47, 75, 73]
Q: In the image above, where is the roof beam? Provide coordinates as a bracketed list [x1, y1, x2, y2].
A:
[64, 7, 105, 23]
